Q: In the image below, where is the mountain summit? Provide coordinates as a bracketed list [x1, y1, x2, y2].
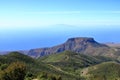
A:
[28, 37, 118, 58]
[66, 37, 106, 48]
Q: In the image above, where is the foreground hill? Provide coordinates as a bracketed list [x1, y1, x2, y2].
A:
[28, 37, 120, 59]
[0, 51, 120, 80]
[0, 52, 63, 75]
[0, 51, 90, 80]
[81, 62, 120, 80]
[38, 51, 120, 79]
[0, 52, 35, 64]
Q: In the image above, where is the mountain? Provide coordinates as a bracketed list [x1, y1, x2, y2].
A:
[28, 37, 120, 58]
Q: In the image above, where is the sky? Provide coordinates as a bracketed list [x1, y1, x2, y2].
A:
[0, 0, 120, 51]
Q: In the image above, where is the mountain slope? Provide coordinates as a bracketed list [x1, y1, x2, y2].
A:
[40, 51, 115, 63]
[81, 62, 120, 80]
[38, 51, 119, 76]
[0, 51, 35, 64]
[0, 51, 86, 80]
[0, 52, 57, 74]
[0, 51, 120, 80]
[28, 37, 120, 58]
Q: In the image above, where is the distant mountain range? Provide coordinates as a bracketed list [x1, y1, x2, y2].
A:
[0, 50, 29, 55]
[28, 37, 120, 58]
[105, 42, 120, 48]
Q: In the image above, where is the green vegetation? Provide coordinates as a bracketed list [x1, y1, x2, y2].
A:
[0, 51, 120, 80]
[81, 62, 120, 80]
[37, 72, 62, 80]
[0, 62, 26, 80]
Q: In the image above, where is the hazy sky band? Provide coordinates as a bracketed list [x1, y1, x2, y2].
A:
[0, 0, 120, 27]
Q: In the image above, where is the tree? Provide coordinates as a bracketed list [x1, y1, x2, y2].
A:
[37, 72, 62, 80]
[0, 62, 27, 80]
[0, 64, 8, 70]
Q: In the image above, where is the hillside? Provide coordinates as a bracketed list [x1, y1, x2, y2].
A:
[0, 51, 88, 80]
[0, 52, 62, 75]
[38, 51, 120, 79]
[28, 37, 120, 59]
[81, 62, 120, 80]
[0, 51, 120, 80]
[0, 51, 35, 64]
[40, 51, 117, 65]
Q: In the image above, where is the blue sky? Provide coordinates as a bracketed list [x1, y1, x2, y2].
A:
[0, 0, 120, 27]
[0, 0, 120, 51]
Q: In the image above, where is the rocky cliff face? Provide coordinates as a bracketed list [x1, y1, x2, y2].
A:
[28, 37, 114, 58]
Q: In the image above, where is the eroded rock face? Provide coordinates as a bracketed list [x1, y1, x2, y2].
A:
[28, 37, 109, 58]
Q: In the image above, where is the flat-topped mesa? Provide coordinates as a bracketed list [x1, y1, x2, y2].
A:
[66, 37, 96, 43]
[65, 37, 102, 47]
[28, 37, 109, 58]
[63, 37, 106, 52]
